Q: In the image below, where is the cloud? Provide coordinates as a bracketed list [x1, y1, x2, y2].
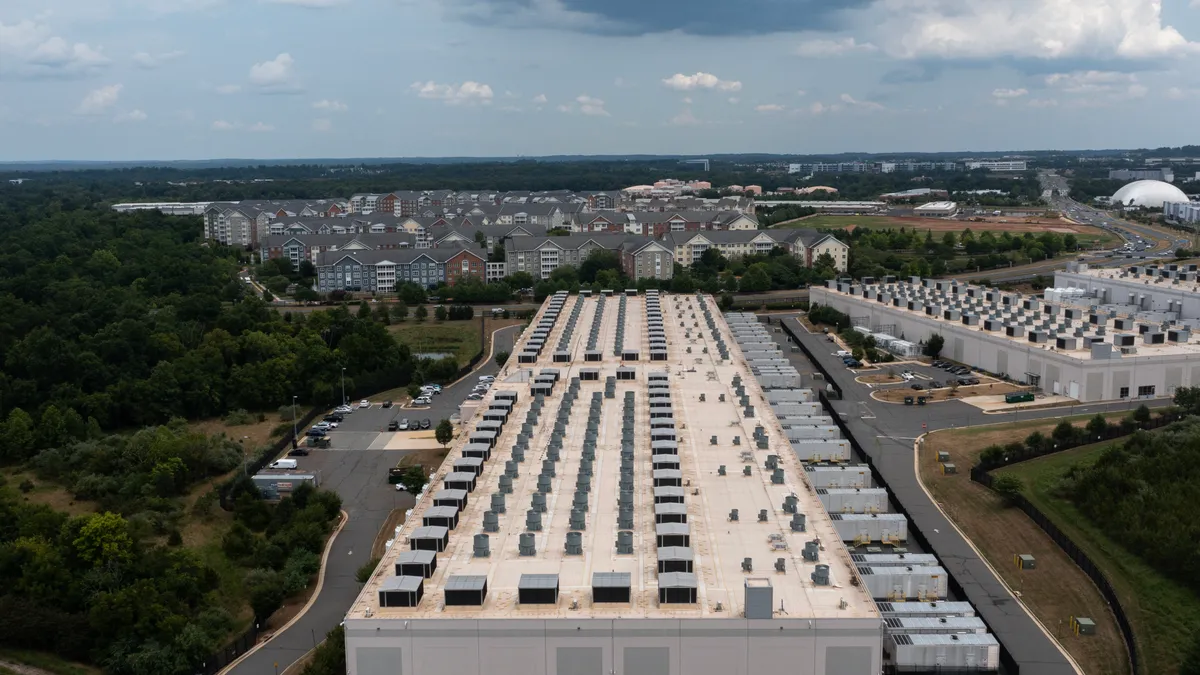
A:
[77, 84, 122, 115]
[794, 37, 878, 57]
[211, 120, 237, 130]
[0, 20, 110, 78]
[248, 122, 275, 132]
[1027, 98, 1059, 108]
[436, 0, 873, 36]
[115, 109, 148, 123]
[313, 99, 348, 112]
[808, 102, 833, 115]
[1166, 86, 1200, 100]
[992, 87, 1029, 99]
[576, 94, 609, 116]
[873, 0, 1200, 61]
[312, 118, 332, 131]
[249, 53, 301, 92]
[1044, 70, 1136, 92]
[216, 84, 242, 94]
[682, 97, 693, 104]
[263, 0, 349, 6]
[795, 89, 807, 97]
[410, 80, 495, 105]
[132, 50, 184, 69]
[727, 97, 739, 104]
[669, 108, 700, 126]
[661, 72, 742, 92]
[755, 104, 785, 112]
[532, 94, 547, 104]
[839, 93, 885, 110]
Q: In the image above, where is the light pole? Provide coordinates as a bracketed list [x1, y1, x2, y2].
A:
[292, 395, 298, 439]
[341, 367, 347, 407]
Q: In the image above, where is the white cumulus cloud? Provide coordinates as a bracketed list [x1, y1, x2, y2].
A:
[410, 80, 494, 105]
[794, 37, 878, 57]
[661, 72, 742, 92]
[873, 0, 1199, 60]
[755, 104, 785, 112]
[313, 99, 348, 112]
[77, 84, 122, 115]
[212, 120, 237, 131]
[249, 53, 301, 92]
[992, 88, 1029, 99]
[575, 94, 609, 116]
[532, 94, 547, 104]
[0, 20, 110, 78]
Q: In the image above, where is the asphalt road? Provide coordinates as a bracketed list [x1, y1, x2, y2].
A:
[227, 324, 523, 675]
[771, 314, 1166, 675]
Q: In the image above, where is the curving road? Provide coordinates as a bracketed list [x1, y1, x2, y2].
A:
[774, 315, 1165, 675]
[223, 324, 523, 675]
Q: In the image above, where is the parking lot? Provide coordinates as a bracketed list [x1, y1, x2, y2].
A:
[302, 402, 438, 452]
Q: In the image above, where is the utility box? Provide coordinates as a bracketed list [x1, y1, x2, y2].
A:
[1016, 554, 1036, 570]
[940, 463, 957, 475]
[1072, 617, 1096, 635]
[936, 451, 950, 462]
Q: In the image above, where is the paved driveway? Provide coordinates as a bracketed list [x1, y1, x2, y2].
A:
[770, 314, 1164, 675]
[226, 325, 523, 675]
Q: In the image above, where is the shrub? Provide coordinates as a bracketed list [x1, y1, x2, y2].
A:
[356, 557, 382, 584]
[991, 475, 1024, 505]
[224, 409, 255, 426]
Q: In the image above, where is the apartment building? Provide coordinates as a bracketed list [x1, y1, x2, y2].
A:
[260, 233, 419, 267]
[315, 245, 486, 293]
[505, 234, 673, 281]
[665, 229, 849, 272]
[573, 210, 758, 236]
[203, 204, 272, 247]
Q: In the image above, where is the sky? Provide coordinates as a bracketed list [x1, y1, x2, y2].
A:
[1, 0, 1199, 161]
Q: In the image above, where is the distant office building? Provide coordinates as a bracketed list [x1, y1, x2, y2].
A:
[913, 201, 959, 217]
[879, 188, 949, 202]
[1109, 168, 1174, 183]
[964, 160, 1028, 172]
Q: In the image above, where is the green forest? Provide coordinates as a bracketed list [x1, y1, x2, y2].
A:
[0, 186, 436, 674]
[829, 226, 1079, 279]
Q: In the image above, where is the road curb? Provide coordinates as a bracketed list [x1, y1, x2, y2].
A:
[218, 508, 350, 675]
[912, 433, 1086, 675]
[441, 323, 522, 392]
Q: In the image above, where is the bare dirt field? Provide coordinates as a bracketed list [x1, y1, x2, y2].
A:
[920, 416, 1131, 675]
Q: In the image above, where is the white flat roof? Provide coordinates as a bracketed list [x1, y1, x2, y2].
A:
[350, 293, 876, 621]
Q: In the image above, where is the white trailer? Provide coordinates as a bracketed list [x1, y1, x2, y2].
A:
[804, 464, 871, 489]
[889, 633, 1000, 671]
[819, 488, 890, 514]
[857, 565, 948, 601]
[791, 439, 851, 462]
[831, 513, 908, 544]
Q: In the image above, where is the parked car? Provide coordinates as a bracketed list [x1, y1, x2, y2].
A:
[836, 350, 852, 357]
[334, 405, 353, 414]
[421, 419, 431, 430]
[397, 419, 410, 431]
[387, 420, 399, 431]
[846, 360, 862, 368]
[359, 399, 370, 408]
[382, 400, 393, 408]
[323, 414, 344, 423]
[288, 447, 310, 457]
[424, 384, 443, 392]
[305, 429, 327, 438]
[466, 393, 483, 401]
[413, 396, 431, 405]
[313, 421, 331, 430]
[478, 375, 495, 383]
[930, 381, 943, 389]
[910, 383, 924, 390]
[932, 361, 946, 368]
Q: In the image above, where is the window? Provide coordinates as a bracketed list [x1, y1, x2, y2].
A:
[1118, 386, 1129, 399]
[1137, 385, 1156, 397]
[462, 260, 470, 272]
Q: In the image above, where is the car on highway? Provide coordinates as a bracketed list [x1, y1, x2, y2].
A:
[359, 399, 371, 408]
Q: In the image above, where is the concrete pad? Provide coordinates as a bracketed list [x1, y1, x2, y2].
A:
[382, 432, 443, 451]
[969, 394, 1075, 412]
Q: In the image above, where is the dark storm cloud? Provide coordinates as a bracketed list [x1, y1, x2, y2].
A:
[447, 0, 874, 36]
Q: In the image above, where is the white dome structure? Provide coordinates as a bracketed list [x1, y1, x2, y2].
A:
[1110, 180, 1189, 208]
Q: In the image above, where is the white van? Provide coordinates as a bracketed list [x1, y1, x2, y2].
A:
[269, 459, 298, 470]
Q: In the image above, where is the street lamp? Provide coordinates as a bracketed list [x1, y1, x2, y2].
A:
[292, 395, 298, 440]
[341, 367, 347, 407]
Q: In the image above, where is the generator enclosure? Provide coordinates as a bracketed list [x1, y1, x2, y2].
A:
[818, 488, 890, 514]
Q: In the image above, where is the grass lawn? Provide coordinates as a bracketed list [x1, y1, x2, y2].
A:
[920, 414, 1132, 675]
[772, 214, 1117, 247]
[874, 380, 1028, 403]
[998, 443, 1200, 675]
[0, 649, 103, 675]
[390, 320, 483, 366]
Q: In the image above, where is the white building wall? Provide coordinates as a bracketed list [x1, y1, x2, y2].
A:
[346, 617, 881, 675]
[812, 286, 1191, 402]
